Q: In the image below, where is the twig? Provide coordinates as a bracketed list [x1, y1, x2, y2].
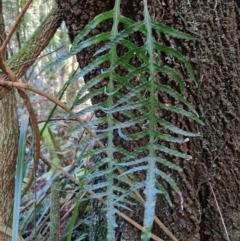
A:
[208, 183, 230, 241]
[0, 0, 33, 53]
[19, 89, 40, 197]
[201, 163, 230, 241]
[0, 57, 16, 81]
[40, 154, 79, 184]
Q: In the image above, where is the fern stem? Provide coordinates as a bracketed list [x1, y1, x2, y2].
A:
[141, 0, 157, 239]
[106, 0, 121, 240]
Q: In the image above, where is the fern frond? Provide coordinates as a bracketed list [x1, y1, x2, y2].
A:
[58, 0, 205, 239]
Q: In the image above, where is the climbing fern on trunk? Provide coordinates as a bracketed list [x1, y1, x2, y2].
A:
[50, 0, 204, 240]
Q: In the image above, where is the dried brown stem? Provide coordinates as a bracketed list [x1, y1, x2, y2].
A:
[0, 0, 33, 53]
[19, 89, 40, 197]
[0, 57, 16, 81]
[209, 182, 230, 241]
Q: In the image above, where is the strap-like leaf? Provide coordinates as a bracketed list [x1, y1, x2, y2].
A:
[12, 115, 29, 241]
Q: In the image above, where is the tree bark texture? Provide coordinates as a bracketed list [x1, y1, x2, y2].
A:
[0, 91, 18, 241]
[57, 0, 240, 240]
[0, 2, 18, 240]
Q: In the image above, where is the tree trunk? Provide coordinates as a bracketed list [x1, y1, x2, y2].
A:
[0, 2, 19, 240]
[57, 0, 240, 240]
[0, 4, 61, 240]
[0, 92, 18, 241]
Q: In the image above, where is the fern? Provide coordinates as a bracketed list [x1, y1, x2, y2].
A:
[46, 0, 203, 240]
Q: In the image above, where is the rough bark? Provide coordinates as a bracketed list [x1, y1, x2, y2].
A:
[0, 91, 18, 241]
[0, 3, 18, 241]
[57, 0, 240, 240]
[0, 3, 62, 240]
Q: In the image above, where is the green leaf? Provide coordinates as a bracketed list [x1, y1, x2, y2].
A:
[151, 21, 195, 41]
[156, 157, 181, 171]
[100, 100, 148, 114]
[74, 87, 105, 106]
[156, 182, 172, 206]
[155, 168, 179, 192]
[154, 143, 191, 159]
[71, 32, 112, 57]
[153, 42, 197, 86]
[96, 115, 148, 132]
[157, 102, 204, 125]
[12, 114, 29, 241]
[154, 82, 198, 116]
[119, 165, 148, 176]
[153, 131, 187, 143]
[155, 116, 199, 137]
[72, 10, 114, 45]
[94, 21, 144, 56]
[154, 64, 185, 94]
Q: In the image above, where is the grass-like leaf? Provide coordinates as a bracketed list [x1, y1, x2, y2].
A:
[12, 114, 29, 241]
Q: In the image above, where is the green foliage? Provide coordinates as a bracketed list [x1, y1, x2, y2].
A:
[44, 0, 203, 240]
[12, 114, 29, 241]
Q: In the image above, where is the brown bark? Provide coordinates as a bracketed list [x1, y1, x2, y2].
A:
[0, 2, 18, 240]
[57, 0, 240, 240]
[0, 92, 18, 241]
